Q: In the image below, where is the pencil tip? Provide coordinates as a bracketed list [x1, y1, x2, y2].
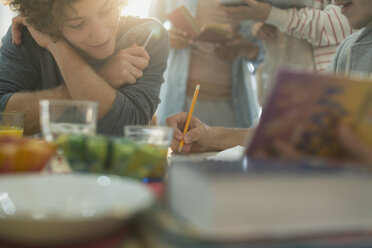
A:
[196, 84, 200, 90]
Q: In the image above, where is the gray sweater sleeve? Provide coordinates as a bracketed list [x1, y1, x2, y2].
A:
[327, 34, 350, 74]
[0, 27, 41, 111]
[97, 19, 170, 135]
[327, 30, 363, 74]
[0, 20, 169, 136]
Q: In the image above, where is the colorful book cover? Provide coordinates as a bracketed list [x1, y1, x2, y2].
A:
[246, 69, 372, 161]
[167, 6, 234, 44]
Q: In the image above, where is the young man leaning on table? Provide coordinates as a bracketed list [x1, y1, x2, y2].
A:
[0, 0, 169, 136]
[167, 0, 372, 165]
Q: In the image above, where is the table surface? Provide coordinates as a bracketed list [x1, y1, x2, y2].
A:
[0, 145, 246, 248]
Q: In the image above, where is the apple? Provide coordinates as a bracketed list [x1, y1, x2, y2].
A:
[0, 136, 56, 173]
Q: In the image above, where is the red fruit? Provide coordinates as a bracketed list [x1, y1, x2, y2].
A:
[0, 137, 56, 173]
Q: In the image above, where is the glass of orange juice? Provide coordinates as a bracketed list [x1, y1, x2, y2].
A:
[0, 111, 24, 137]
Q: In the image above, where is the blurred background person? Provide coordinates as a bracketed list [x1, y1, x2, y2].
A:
[330, 0, 372, 77]
[149, 0, 265, 128]
[222, 0, 353, 104]
[167, 0, 372, 165]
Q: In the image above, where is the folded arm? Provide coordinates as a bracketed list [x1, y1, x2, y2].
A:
[0, 26, 72, 134]
[96, 21, 170, 135]
[1, 27, 117, 134]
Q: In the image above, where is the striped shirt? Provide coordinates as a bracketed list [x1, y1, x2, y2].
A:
[266, 0, 354, 73]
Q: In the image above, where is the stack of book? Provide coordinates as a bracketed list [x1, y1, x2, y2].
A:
[166, 158, 372, 246]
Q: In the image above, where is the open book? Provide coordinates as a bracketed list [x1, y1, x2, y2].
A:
[247, 69, 372, 161]
[167, 6, 234, 44]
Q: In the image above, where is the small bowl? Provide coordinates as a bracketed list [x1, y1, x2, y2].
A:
[0, 136, 56, 173]
[0, 174, 154, 245]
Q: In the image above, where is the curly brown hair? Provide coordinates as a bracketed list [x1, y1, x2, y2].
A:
[5, 0, 127, 38]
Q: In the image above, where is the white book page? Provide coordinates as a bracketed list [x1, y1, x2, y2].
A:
[206, 145, 245, 161]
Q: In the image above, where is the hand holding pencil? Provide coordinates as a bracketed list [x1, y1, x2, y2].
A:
[166, 112, 213, 153]
[166, 84, 215, 153]
[179, 84, 200, 152]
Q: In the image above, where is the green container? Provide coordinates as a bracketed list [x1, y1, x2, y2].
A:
[56, 134, 168, 180]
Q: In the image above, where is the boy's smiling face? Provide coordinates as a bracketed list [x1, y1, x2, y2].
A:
[61, 0, 121, 60]
[333, 0, 372, 29]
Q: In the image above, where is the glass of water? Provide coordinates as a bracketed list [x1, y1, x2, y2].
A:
[39, 100, 98, 142]
[124, 125, 173, 146]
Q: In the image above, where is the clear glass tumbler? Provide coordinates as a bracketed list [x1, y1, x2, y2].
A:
[39, 100, 98, 142]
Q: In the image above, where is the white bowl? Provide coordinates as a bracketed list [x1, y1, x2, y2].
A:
[0, 174, 154, 244]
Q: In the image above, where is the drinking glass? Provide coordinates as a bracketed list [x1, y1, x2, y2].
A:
[0, 111, 24, 137]
[39, 100, 98, 142]
[124, 125, 174, 180]
[124, 125, 173, 146]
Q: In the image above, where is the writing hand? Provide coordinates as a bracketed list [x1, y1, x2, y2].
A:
[166, 112, 212, 153]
